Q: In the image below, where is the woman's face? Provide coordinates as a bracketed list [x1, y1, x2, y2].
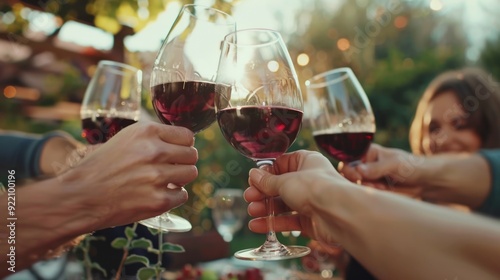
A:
[421, 91, 482, 155]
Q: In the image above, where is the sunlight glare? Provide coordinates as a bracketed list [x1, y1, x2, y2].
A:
[58, 21, 113, 50]
[267, 60, 279, 72]
[297, 53, 310, 66]
[430, 0, 443, 11]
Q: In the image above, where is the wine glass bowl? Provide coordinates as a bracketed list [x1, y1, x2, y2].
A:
[305, 67, 375, 164]
[211, 188, 247, 243]
[80, 60, 142, 144]
[150, 4, 236, 134]
[79, 60, 177, 233]
[146, 4, 236, 232]
[215, 28, 311, 261]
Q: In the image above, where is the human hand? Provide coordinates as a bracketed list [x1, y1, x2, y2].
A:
[59, 121, 198, 230]
[244, 150, 348, 246]
[302, 240, 347, 276]
[338, 143, 424, 197]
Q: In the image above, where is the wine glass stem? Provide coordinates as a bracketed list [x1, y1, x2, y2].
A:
[265, 194, 278, 243]
[256, 160, 283, 251]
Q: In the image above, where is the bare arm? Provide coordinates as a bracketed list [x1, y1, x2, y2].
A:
[0, 176, 98, 272]
[245, 150, 500, 280]
[340, 144, 491, 209]
[414, 152, 490, 208]
[0, 122, 198, 277]
[38, 132, 86, 177]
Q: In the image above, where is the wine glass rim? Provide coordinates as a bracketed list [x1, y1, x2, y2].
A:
[97, 60, 140, 73]
[222, 28, 282, 47]
[305, 67, 354, 89]
[181, 3, 236, 25]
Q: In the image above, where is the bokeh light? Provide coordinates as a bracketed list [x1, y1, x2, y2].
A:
[337, 38, 350, 51]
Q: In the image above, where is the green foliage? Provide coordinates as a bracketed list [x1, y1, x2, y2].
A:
[479, 34, 500, 80]
[161, 242, 185, 253]
[73, 235, 108, 278]
[125, 254, 150, 266]
[77, 222, 187, 279]
[110, 237, 128, 249]
[131, 238, 154, 249]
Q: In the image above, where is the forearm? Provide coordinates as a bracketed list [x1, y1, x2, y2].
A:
[0, 176, 97, 276]
[39, 134, 85, 176]
[415, 153, 490, 208]
[329, 182, 500, 280]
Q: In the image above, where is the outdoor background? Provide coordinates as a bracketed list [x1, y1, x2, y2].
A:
[1, 0, 500, 274]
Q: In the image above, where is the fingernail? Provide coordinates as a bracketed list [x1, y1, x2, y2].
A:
[249, 168, 265, 182]
[247, 220, 254, 231]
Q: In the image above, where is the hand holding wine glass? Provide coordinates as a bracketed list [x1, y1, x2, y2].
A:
[81, 60, 142, 144]
[305, 67, 376, 278]
[215, 28, 310, 261]
[305, 67, 376, 165]
[147, 4, 236, 232]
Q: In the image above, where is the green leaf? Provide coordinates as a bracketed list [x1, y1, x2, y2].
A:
[86, 235, 106, 242]
[125, 226, 137, 239]
[147, 248, 160, 255]
[91, 262, 107, 277]
[130, 238, 153, 249]
[136, 267, 156, 280]
[125, 254, 149, 266]
[146, 227, 160, 236]
[161, 242, 185, 253]
[154, 266, 165, 275]
[110, 237, 128, 249]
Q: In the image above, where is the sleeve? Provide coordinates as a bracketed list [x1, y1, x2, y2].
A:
[0, 131, 69, 184]
[476, 149, 500, 218]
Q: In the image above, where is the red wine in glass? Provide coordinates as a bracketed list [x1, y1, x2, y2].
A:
[306, 67, 376, 165]
[80, 60, 142, 145]
[81, 117, 137, 144]
[217, 106, 303, 160]
[151, 81, 216, 133]
[215, 29, 310, 261]
[313, 131, 374, 162]
[147, 4, 236, 233]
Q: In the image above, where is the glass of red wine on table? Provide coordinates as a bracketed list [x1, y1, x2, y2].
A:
[148, 4, 236, 232]
[214, 28, 311, 261]
[305, 67, 376, 169]
[80, 60, 142, 144]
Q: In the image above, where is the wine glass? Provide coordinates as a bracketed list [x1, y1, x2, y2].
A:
[211, 188, 247, 243]
[305, 67, 376, 166]
[147, 4, 236, 232]
[215, 28, 311, 261]
[80, 60, 142, 144]
[305, 67, 375, 276]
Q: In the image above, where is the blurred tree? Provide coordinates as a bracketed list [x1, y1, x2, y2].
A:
[479, 34, 500, 81]
[294, 0, 469, 150]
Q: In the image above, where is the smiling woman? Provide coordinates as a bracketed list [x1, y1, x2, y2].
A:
[409, 67, 500, 156]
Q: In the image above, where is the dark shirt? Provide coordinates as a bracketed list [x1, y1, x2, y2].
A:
[0, 131, 67, 186]
[477, 149, 500, 218]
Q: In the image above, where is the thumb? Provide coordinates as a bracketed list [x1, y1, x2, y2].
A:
[249, 168, 280, 197]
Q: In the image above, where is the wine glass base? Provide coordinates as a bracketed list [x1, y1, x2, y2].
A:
[234, 245, 311, 261]
[139, 213, 192, 233]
